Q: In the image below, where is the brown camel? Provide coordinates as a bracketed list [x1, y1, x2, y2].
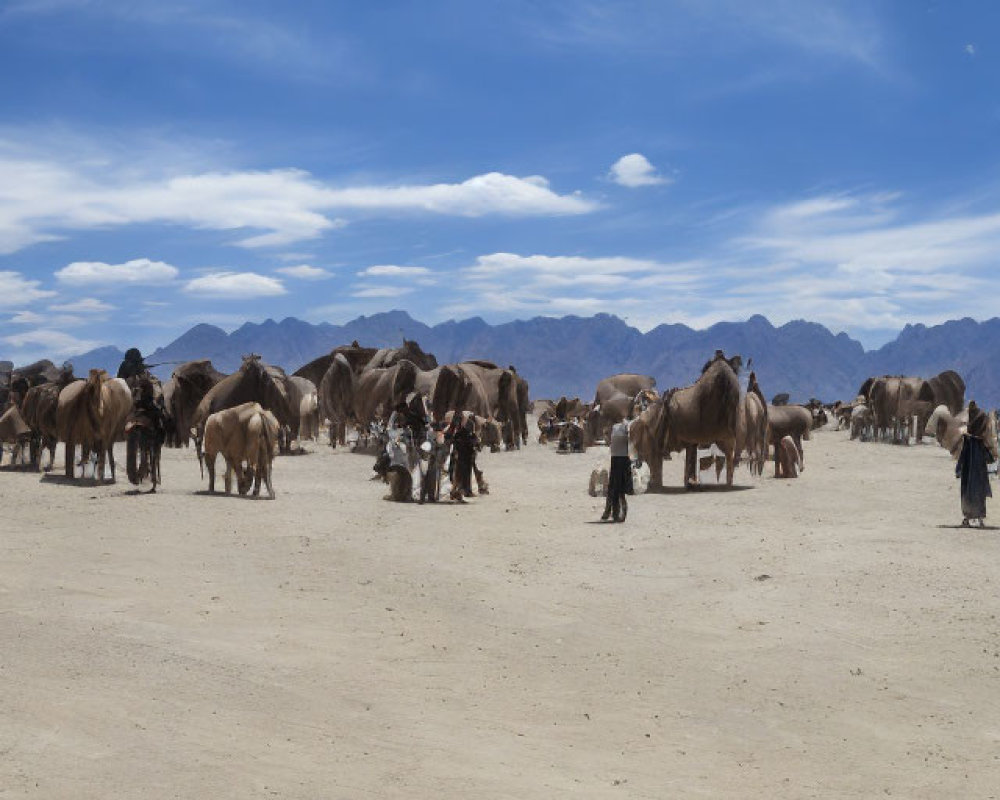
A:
[56, 369, 132, 480]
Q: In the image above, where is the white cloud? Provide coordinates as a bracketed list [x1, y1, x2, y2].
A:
[55, 258, 179, 286]
[2, 328, 101, 357]
[356, 265, 432, 278]
[351, 285, 415, 298]
[183, 271, 287, 298]
[48, 297, 115, 313]
[609, 153, 669, 188]
[0, 270, 55, 307]
[9, 310, 44, 324]
[0, 147, 598, 254]
[965, 43, 976, 57]
[276, 264, 333, 279]
[465, 252, 666, 277]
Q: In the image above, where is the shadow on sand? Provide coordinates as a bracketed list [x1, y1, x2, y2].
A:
[644, 484, 754, 495]
[0, 463, 37, 473]
[936, 523, 999, 531]
[39, 474, 115, 487]
[191, 490, 273, 501]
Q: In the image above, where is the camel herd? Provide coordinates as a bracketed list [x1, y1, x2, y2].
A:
[0, 344, 996, 499]
[0, 340, 534, 498]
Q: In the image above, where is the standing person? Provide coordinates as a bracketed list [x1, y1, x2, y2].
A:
[448, 412, 478, 502]
[602, 416, 634, 522]
[955, 401, 995, 528]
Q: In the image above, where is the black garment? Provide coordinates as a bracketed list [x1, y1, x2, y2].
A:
[956, 434, 993, 520]
[451, 428, 477, 496]
[117, 348, 147, 381]
[604, 455, 633, 521]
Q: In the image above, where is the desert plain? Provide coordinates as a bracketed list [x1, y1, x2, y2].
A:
[1, 425, 999, 799]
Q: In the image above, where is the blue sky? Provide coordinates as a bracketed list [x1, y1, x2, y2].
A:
[1, 0, 999, 363]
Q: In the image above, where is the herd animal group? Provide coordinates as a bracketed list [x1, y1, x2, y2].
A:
[2, 346, 993, 500]
[834, 370, 999, 457]
[0, 340, 533, 500]
[537, 351, 812, 488]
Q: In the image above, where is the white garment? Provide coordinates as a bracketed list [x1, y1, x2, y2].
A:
[609, 420, 631, 457]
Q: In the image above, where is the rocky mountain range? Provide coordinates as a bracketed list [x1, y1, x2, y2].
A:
[36, 311, 1000, 407]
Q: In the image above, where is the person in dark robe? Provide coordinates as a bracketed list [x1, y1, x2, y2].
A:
[955, 401, 994, 527]
[117, 348, 149, 382]
[602, 416, 634, 522]
[447, 412, 478, 501]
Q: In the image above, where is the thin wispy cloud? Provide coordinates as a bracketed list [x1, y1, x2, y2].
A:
[517, 0, 885, 70]
[1, 0, 368, 85]
[0, 270, 56, 307]
[351, 285, 415, 298]
[2, 327, 101, 358]
[276, 264, 333, 280]
[48, 297, 115, 313]
[357, 265, 432, 278]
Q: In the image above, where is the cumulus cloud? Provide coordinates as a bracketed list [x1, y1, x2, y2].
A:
[48, 297, 115, 313]
[183, 271, 287, 298]
[609, 153, 670, 188]
[356, 265, 432, 278]
[0, 148, 598, 254]
[0, 270, 55, 307]
[276, 264, 333, 279]
[55, 258, 179, 286]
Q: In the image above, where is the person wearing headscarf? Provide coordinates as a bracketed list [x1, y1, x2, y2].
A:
[117, 348, 149, 383]
[447, 411, 478, 501]
[602, 415, 634, 522]
[955, 401, 994, 527]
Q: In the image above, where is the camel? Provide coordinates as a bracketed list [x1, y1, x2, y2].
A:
[200, 401, 279, 498]
[0, 405, 31, 466]
[924, 404, 992, 459]
[775, 435, 802, 478]
[164, 359, 226, 447]
[56, 369, 132, 480]
[735, 372, 768, 476]
[20, 369, 75, 470]
[664, 353, 742, 488]
[192, 355, 295, 459]
[850, 404, 874, 441]
[592, 374, 657, 442]
[859, 371, 965, 444]
[766, 404, 812, 475]
[634, 352, 742, 490]
[288, 376, 320, 443]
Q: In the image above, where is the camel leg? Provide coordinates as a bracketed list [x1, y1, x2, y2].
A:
[224, 461, 233, 494]
[107, 442, 116, 482]
[724, 443, 735, 486]
[794, 435, 804, 470]
[65, 439, 75, 478]
[647, 454, 662, 490]
[684, 445, 699, 488]
[772, 441, 781, 477]
[206, 452, 217, 493]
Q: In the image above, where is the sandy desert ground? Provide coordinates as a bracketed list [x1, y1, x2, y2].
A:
[1, 424, 999, 799]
